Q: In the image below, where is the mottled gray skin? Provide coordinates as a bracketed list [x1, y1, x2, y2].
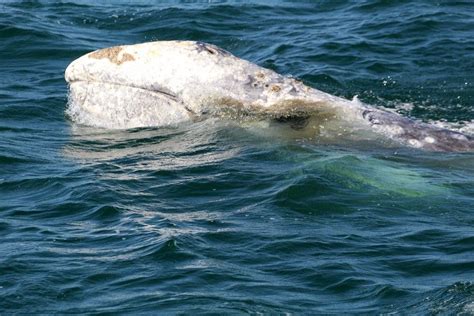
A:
[65, 40, 474, 152]
[362, 110, 474, 152]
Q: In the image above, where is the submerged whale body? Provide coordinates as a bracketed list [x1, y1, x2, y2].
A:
[65, 40, 473, 152]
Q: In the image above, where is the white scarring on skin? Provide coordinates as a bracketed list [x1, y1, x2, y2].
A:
[65, 40, 474, 152]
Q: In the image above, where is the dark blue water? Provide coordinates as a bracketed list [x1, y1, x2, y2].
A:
[1, 1, 474, 314]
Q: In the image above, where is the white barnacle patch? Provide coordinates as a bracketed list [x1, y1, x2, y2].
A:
[424, 136, 436, 143]
[370, 123, 405, 137]
[408, 139, 423, 148]
[387, 125, 405, 135]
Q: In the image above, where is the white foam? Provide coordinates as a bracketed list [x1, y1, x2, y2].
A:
[463, 302, 474, 314]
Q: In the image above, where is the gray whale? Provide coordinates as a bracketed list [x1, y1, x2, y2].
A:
[65, 40, 473, 152]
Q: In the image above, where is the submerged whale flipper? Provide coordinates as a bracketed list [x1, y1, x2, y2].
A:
[65, 40, 474, 152]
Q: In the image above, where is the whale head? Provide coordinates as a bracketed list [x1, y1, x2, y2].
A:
[65, 41, 335, 129]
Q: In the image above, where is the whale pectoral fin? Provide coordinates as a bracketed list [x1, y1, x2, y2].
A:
[322, 154, 448, 197]
[362, 109, 474, 152]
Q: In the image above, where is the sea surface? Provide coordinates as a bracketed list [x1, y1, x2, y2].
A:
[1, 0, 474, 314]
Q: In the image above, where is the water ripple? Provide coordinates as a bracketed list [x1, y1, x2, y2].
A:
[1, 0, 474, 313]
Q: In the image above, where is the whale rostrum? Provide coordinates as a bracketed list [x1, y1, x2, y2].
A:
[65, 40, 473, 152]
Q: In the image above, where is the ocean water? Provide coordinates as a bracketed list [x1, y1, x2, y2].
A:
[1, 0, 474, 314]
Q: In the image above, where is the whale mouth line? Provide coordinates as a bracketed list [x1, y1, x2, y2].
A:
[69, 80, 181, 102]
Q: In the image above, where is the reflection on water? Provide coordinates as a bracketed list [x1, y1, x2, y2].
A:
[64, 115, 470, 204]
[64, 119, 242, 173]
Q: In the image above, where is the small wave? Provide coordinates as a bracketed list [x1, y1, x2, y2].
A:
[390, 282, 474, 315]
